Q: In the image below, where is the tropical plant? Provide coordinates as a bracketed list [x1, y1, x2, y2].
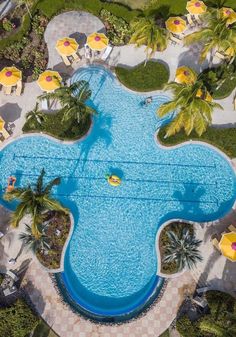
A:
[13, 0, 34, 18]
[26, 102, 46, 125]
[163, 226, 202, 271]
[157, 81, 223, 137]
[39, 80, 96, 123]
[184, 8, 236, 63]
[4, 169, 68, 236]
[19, 224, 50, 252]
[129, 16, 169, 60]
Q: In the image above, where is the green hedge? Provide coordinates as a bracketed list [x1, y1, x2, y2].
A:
[158, 126, 236, 158]
[115, 61, 169, 92]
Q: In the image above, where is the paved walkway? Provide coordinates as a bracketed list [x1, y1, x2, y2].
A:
[24, 261, 195, 337]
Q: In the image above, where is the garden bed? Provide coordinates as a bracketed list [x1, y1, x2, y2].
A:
[158, 126, 236, 158]
[115, 61, 169, 92]
[36, 211, 71, 270]
[159, 221, 194, 274]
[22, 109, 91, 141]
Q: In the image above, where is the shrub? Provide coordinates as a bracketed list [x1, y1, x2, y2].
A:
[100, 9, 131, 45]
[2, 18, 15, 32]
[115, 61, 169, 91]
[0, 298, 39, 337]
[176, 315, 198, 337]
[158, 126, 236, 158]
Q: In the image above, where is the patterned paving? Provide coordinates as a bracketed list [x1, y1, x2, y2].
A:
[24, 261, 196, 337]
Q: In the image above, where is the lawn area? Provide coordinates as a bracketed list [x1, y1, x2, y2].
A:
[113, 0, 149, 9]
[158, 126, 236, 158]
[115, 61, 169, 92]
[22, 110, 91, 141]
[32, 320, 58, 337]
[213, 77, 236, 100]
[159, 329, 170, 337]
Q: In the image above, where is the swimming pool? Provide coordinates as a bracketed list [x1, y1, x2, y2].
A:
[0, 66, 235, 320]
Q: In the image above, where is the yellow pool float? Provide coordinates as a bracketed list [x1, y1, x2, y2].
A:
[107, 175, 121, 187]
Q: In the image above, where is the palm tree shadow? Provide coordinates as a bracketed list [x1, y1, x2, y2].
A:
[78, 103, 113, 169]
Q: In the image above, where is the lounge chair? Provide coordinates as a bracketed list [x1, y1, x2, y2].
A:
[41, 98, 48, 110]
[3, 286, 17, 297]
[84, 44, 92, 59]
[193, 15, 202, 25]
[6, 270, 19, 282]
[215, 51, 225, 60]
[101, 45, 113, 61]
[228, 224, 236, 232]
[15, 81, 22, 96]
[211, 238, 220, 250]
[186, 14, 195, 27]
[3, 86, 11, 95]
[1, 128, 10, 140]
[169, 33, 182, 44]
[72, 53, 80, 63]
[196, 286, 209, 294]
[61, 54, 71, 66]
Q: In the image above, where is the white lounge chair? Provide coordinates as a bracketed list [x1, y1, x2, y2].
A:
[186, 14, 195, 27]
[3, 86, 11, 95]
[84, 44, 92, 59]
[61, 54, 71, 66]
[101, 45, 113, 61]
[41, 98, 48, 110]
[196, 286, 209, 294]
[6, 270, 19, 282]
[3, 286, 17, 297]
[15, 81, 22, 96]
[229, 224, 236, 232]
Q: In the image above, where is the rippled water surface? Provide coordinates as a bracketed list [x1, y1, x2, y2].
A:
[0, 66, 235, 316]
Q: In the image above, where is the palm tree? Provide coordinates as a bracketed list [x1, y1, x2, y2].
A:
[19, 224, 50, 252]
[163, 226, 202, 271]
[4, 169, 68, 237]
[129, 16, 169, 60]
[184, 9, 236, 63]
[26, 102, 46, 125]
[39, 80, 96, 124]
[157, 81, 223, 137]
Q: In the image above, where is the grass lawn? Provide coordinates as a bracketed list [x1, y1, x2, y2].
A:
[22, 110, 91, 141]
[213, 77, 236, 100]
[115, 61, 169, 92]
[32, 320, 59, 337]
[158, 126, 236, 158]
[113, 0, 149, 9]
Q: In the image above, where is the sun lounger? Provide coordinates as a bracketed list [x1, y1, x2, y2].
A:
[3, 286, 17, 297]
[84, 44, 92, 59]
[1, 128, 10, 139]
[228, 224, 236, 232]
[41, 98, 48, 110]
[101, 45, 113, 61]
[186, 14, 195, 27]
[6, 270, 19, 282]
[196, 286, 209, 294]
[215, 51, 225, 60]
[211, 238, 220, 250]
[3, 86, 11, 95]
[61, 54, 71, 66]
[169, 34, 182, 44]
[193, 15, 202, 25]
[72, 53, 80, 63]
[15, 81, 22, 96]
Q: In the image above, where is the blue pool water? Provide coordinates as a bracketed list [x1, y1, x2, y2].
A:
[0, 66, 235, 318]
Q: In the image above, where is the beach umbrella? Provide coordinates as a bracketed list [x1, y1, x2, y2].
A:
[196, 89, 212, 102]
[87, 33, 109, 51]
[37, 70, 62, 92]
[165, 17, 187, 34]
[0, 66, 22, 87]
[219, 232, 236, 262]
[56, 37, 79, 56]
[186, 1, 207, 15]
[0, 117, 5, 131]
[175, 66, 197, 84]
[220, 7, 236, 25]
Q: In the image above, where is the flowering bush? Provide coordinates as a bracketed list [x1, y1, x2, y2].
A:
[100, 9, 131, 45]
[2, 18, 15, 32]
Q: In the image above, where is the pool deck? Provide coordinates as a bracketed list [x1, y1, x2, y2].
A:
[0, 10, 236, 337]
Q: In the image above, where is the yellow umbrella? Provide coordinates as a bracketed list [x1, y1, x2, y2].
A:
[56, 37, 79, 56]
[219, 232, 236, 262]
[0, 66, 22, 87]
[37, 70, 62, 92]
[165, 17, 187, 34]
[87, 33, 109, 51]
[0, 117, 5, 131]
[196, 89, 212, 102]
[220, 7, 236, 25]
[175, 66, 197, 84]
[186, 1, 207, 15]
